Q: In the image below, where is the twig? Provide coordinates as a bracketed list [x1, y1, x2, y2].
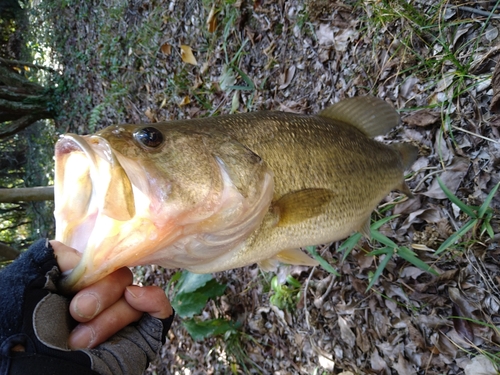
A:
[0, 57, 57, 73]
[447, 5, 500, 20]
[451, 125, 500, 144]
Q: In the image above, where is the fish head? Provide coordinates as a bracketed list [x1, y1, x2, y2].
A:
[55, 124, 273, 293]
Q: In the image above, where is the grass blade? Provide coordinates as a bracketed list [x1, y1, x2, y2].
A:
[435, 219, 476, 255]
[305, 246, 340, 276]
[371, 214, 399, 230]
[398, 246, 439, 275]
[366, 248, 394, 291]
[437, 177, 476, 218]
[371, 230, 398, 248]
[478, 181, 500, 218]
[337, 233, 362, 261]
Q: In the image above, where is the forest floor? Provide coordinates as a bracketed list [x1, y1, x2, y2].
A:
[31, 0, 500, 374]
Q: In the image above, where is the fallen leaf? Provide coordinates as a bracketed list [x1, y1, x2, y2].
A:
[464, 354, 499, 375]
[206, 4, 217, 33]
[490, 58, 500, 113]
[144, 108, 155, 122]
[278, 65, 296, 90]
[161, 43, 171, 55]
[392, 353, 416, 375]
[422, 157, 470, 199]
[403, 110, 440, 127]
[338, 316, 356, 348]
[180, 45, 198, 65]
[318, 353, 335, 371]
[178, 96, 191, 106]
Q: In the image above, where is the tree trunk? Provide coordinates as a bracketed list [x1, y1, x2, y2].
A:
[0, 63, 54, 138]
[0, 186, 54, 203]
[0, 242, 20, 260]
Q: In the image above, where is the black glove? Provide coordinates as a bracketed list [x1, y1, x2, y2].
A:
[0, 239, 174, 375]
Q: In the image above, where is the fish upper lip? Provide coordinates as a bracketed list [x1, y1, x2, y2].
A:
[57, 134, 116, 166]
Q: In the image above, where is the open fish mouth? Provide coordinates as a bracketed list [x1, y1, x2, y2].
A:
[54, 134, 135, 251]
[54, 134, 141, 292]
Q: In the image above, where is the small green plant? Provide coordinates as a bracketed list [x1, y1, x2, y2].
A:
[435, 178, 500, 255]
[269, 275, 302, 311]
[169, 270, 261, 373]
[334, 215, 438, 291]
[168, 270, 239, 340]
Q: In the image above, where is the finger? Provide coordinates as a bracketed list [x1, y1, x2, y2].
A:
[125, 285, 173, 319]
[50, 240, 82, 272]
[68, 297, 142, 349]
[70, 267, 133, 322]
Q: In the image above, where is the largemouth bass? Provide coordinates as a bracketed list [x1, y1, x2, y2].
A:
[55, 96, 417, 292]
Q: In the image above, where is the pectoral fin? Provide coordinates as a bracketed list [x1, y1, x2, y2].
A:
[274, 249, 320, 266]
[102, 166, 135, 221]
[273, 188, 336, 227]
[359, 218, 371, 239]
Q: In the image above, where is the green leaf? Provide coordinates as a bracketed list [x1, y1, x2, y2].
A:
[172, 291, 211, 318]
[367, 246, 392, 257]
[175, 271, 213, 295]
[371, 215, 399, 230]
[371, 230, 398, 248]
[437, 177, 476, 218]
[366, 248, 394, 291]
[195, 278, 227, 300]
[337, 233, 362, 261]
[232, 64, 255, 89]
[435, 219, 476, 255]
[305, 246, 340, 276]
[227, 85, 254, 91]
[171, 271, 226, 318]
[183, 318, 239, 341]
[398, 246, 439, 275]
[478, 181, 500, 218]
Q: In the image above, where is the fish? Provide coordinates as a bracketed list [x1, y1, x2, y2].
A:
[54, 96, 417, 293]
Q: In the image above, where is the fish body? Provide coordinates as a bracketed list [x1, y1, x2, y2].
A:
[55, 96, 417, 292]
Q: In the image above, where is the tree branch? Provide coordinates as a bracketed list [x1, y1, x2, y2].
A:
[0, 113, 49, 139]
[0, 186, 54, 202]
[0, 57, 57, 73]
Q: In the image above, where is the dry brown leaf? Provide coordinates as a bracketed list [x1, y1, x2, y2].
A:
[422, 157, 470, 199]
[490, 58, 500, 113]
[338, 316, 356, 348]
[180, 45, 198, 65]
[403, 110, 440, 127]
[144, 108, 155, 122]
[160, 43, 171, 55]
[278, 65, 296, 90]
[206, 4, 217, 33]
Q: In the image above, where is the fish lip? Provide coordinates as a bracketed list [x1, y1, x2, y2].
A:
[56, 133, 117, 167]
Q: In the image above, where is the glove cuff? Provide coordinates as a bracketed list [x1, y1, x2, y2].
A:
[8, 353, 100, 375]
[0, 239, 56, 344]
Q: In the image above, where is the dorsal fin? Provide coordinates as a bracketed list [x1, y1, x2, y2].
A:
[319, 96, 400, 138]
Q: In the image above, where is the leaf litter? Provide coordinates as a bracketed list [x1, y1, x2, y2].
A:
[36, 0, 500, 373]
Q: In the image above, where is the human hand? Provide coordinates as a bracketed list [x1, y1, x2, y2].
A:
[0, 239, 174, 375]
[51, 240, 173, 349]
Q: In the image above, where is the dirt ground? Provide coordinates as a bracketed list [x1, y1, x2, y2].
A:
[38, 0, 500, 374]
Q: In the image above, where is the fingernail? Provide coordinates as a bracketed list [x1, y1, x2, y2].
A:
[74, 293, 100, 319]
[126, 286, 145, 299]
[69, 325, 95, 349]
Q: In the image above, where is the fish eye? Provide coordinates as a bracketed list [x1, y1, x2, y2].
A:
[134, 127, 164, 148]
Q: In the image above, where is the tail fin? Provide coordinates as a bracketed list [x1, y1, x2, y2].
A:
[393, 143, 418, 198]
[393, 143, 418, 170]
